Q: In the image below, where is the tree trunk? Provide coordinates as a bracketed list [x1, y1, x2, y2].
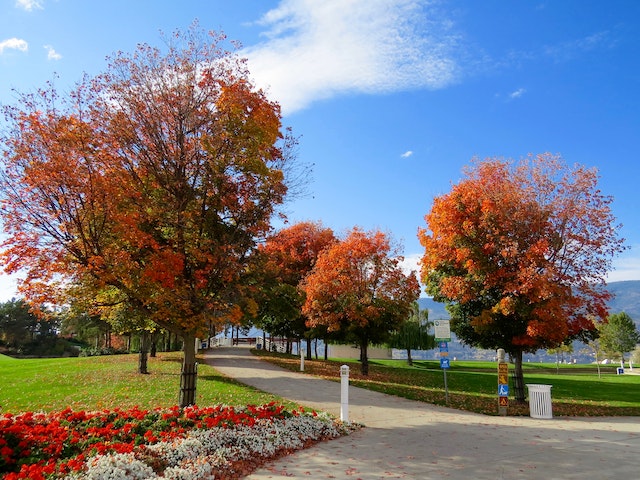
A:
[306, 336, 312, 360]
[406, 348, 413, 366]
[138, 332, 150, 374]
[513, 350, 525, 403]
[360, 340, 369, 376]
[179, 335, 198, 407]
[324, 337, 328, 360]
[150, 332, 157, 358]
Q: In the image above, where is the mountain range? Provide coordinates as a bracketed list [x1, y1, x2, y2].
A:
[417, 281, 640, 361]
[419, 280, 640, 326]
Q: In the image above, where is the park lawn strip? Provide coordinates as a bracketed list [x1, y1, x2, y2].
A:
[0, 353, 295, 414]
[253, 350, 640, 417]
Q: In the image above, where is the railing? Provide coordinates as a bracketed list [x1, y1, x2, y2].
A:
[208, 337, 257, 348]
[262, 337, 287, 353]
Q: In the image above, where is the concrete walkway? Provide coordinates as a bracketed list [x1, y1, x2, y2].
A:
[202, 347, 640, 479]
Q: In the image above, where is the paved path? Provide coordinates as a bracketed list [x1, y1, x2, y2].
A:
[202, 347, 639, 479]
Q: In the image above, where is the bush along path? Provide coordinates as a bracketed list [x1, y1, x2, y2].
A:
[0, 403, 357, 479]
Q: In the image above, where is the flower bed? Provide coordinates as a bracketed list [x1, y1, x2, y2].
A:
[0, 403, 353, 479]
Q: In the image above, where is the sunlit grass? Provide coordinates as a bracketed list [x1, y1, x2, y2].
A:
[255, 350, 640, 416]
[0, 352, 291, 414]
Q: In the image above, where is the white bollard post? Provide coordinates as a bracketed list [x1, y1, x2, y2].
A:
[300, 344, 305, 372]
[340, 365, 350, 422]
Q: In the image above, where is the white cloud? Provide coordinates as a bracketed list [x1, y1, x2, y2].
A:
[44, 44, 62, 60]
[401, 150, 414, 158]
[398, 252, 421, 276]
[544, 31, 614, 62]
[15, 0, 43, 11]
[0, 37, 28, 55]
[244, 0, 461, 115]
[607, 251, 640, 283]
[398, 252, 429, 297]
[509, 87, 526, 99]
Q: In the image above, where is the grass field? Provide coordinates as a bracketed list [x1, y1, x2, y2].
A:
[2, 351, 639, 417]
[254, 350, 640, 416]
[0, 352, 288, 414]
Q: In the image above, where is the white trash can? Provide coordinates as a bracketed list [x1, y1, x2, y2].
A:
[526, 384, 553, 419]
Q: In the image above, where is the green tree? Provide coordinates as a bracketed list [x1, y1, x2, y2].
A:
[547, 343, 573, 373]
[584, 338, 604, 378]
[0, 299, 39, 349]
[60, 311, 112, 350]
[0, 299, 62, 355]
[598, 312, 640, 364]
[388, 303, 434, 365]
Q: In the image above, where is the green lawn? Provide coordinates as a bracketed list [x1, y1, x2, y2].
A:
[0, 352, 288, 414]
[372, 359, 640, 406]
[3, 351, 639, 417]
[255, 351, 640, 416]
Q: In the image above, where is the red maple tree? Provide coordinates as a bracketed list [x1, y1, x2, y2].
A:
[418, 154, 626, 400]
[0, 27, 293, 406]
[258, 221, 336, 357]
[302, 228, 420, 374]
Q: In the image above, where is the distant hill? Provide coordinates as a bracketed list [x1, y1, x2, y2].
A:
[607, 280, 640, 324]
[417, 281, 640, 361]
[419, 280, 640, 326]
[417, 297, 449, 320]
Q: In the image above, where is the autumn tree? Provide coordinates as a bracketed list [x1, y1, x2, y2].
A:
[302, 228, 420, 375]
[597, 312, 640, 364]
[259, 221, 336, 358]
[419, 154, 626, 402]
[388, 302, 434, 365]
[0, 27, 297, 406]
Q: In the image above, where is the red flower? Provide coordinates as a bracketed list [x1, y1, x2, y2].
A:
[1, 402, 299, 477]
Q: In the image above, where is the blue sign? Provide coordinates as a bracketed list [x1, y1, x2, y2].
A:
[439, 343, 449, 353]
[440, 358, 450, 369]
[498, 384, 509, 396]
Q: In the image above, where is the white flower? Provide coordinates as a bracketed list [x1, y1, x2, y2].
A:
[63, 411, 349, 479]
[83, 453, 156, 480]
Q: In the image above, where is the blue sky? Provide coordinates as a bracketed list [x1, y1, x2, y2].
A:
[1, 0, 639, 300]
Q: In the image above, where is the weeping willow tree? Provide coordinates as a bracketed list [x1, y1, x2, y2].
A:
[388, 303, 435, 365]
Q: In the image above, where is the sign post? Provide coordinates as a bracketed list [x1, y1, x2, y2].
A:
[497, 348, 509, 416]
[434, 321, 452, 404]
[434, 320, 451, 343]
